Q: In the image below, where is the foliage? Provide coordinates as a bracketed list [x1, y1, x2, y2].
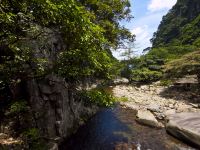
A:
[159, 79, 173, 86]
[23, 128, 47, 150]
[130, 68, 163, 83]
[0, 0, 133, 116]
[164, 50, 200, 80]
[120, 55, 163, 82]
[142, 0, 200, 83]
[0, 0, 133, 82]
[151, 0, 200, 47]
[146, 45, 197, 62]
[120, 64, 132, 79]
[80, 89, 116, 107]
[115, 97, 128, 102]
[23, 128, 40, 142]
[79, 0, 134, 48]
[9, 101, 27, 114]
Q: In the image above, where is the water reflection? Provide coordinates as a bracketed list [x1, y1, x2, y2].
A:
[60, 106, 197, 150]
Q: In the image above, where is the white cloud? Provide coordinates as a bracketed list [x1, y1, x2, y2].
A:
[113, 0, 177, 59]
[132, 26, 149, 43]
[131, 25, 152, 54]
[148, 0, 177, 12]
[129, 1, 178, 55]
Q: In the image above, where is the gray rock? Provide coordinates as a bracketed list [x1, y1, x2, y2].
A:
[27, 74, 98, 146]
[166, 112, 200, 147]
[136, 110, 163, 128]
[168, 104, 174, 109]
[147, 104, 162, 113]
[49, 143, 58, 150]
[189, 103, 199, 108]
[113, 78, 129, 85]
[164, 109, 176, 118]
[176, 104, 192, 113]
[154, 112, 165, 120]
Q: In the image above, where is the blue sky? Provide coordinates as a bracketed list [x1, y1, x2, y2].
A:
[112, 0, 177, 59]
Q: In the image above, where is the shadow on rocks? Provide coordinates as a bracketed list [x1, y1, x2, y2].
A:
[159, 83, 200, 104]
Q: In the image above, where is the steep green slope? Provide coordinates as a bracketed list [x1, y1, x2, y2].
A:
[128, 0, 200, 83]
[151, 0, 200, 47]
[147, 0, 200, 82]
[164, 50, 200, 81]
[147, 0, 200, 62]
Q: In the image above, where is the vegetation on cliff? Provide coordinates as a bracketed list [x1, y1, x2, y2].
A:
[0, 0, 133, 105]
[0, 0, 133, 148]
[164, 50, 200, 80]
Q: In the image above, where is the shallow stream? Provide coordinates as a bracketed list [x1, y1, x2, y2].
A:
[60, 106, 196, 150]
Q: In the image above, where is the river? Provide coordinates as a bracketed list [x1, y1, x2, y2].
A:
[60, 105, 196, 150]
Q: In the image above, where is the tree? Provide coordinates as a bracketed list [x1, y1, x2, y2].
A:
[0, 0, 133, 81]
[120, 40, 136, 60]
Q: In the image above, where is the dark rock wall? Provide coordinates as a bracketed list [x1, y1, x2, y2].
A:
[27, 74, 98, 144]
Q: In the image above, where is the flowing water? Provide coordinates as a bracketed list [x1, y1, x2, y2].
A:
[60, 106, 196, 150]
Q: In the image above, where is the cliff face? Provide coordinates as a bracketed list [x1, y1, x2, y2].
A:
[151, 0, 200, 47]
[27, 74, 98, 148]
[24, 29, 98, 149]
[0, 28, 98, 149]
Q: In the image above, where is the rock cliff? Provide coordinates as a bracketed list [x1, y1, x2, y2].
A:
[0, 27, 98, 149]
[27, 74, 98, 148]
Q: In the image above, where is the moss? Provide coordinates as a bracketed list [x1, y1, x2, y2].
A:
[9, 101, 27, 115]
[115, 97, 128, 102]
[22, 128, 48, 150]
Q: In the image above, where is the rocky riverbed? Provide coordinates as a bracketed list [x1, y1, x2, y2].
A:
[113, 83, 200, 119]
[112, 83, 200, 148]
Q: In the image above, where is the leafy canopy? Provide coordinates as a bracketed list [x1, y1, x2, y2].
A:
[0, 0, 133, 83]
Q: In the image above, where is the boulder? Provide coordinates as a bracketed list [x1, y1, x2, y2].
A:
[113, 78, 129, 85]
[136, 110, 163, 128]
[166, 112, 200, 147]
[176, 104, 193, 113]
[164, 109, 176, 118]
[154, 112, 165, 120]
[147, 104, 162, 113]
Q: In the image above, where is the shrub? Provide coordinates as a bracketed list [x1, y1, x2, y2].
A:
[159, 79, 173, 86]
[23, 128, 47, 150]
[80, 89, 115, 107]
[130, 68, 163, 83]
[10, 101, 27, 114]
[23, 128, 40, 142]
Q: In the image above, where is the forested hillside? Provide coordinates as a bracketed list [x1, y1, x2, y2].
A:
[125, 0, 200, 83]
[148, 0, 200, 59]
[151, 0, 200, 47]
[149, 0, 200, 80]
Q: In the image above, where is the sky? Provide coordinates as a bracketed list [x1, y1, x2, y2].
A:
[112, 0, 177, 60]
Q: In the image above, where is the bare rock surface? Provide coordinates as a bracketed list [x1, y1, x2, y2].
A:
[27, 74, 98, 148]
[113, 78, 129, 85]
[112, 84, 200, 121]
[136, 110, 163, 128]
[166, 112, 200, 147]
[112, 83, 200, 147]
